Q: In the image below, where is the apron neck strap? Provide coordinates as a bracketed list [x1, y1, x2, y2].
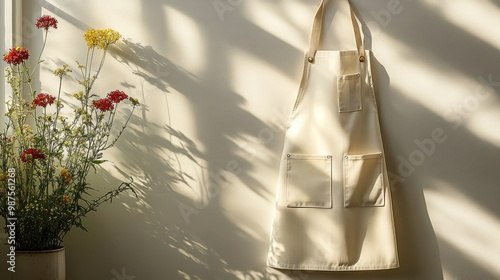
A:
[307, 0, 366, 63]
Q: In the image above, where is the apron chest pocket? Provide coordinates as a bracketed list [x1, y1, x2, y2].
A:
[338, 73, 362, 112]
[286, 154, 332, 208]
[343, 153, 385, 207]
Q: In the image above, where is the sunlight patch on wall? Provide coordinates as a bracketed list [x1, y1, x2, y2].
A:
[424, 181, 500, 277]
[242, 0, 311, 51]
[44, 0, 143, 34]
[226, 47, 295, 119]
[218, 170, 274, 241]
[464, 108, 500, 147]
[243, 0, 360, 52]
[442, 268, 459, 280]
[379, 34, 500, 147]
[423, 0, 500, 50]
[165, 7, 206, 75]
[380, 35, 475, 113]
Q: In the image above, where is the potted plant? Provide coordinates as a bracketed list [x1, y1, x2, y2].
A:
[0, 15, 139, 279]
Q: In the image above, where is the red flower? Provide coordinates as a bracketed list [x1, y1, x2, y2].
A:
[3, 47, 30, 65]
[92, 98, 114, 112]
[107, 90, 128, 103]
[21, 148, 46, 163]
[33, 93, 56, 108]
[36, 15, 58, 30]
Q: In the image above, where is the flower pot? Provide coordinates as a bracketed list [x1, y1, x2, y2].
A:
[11, 247, 65, 280]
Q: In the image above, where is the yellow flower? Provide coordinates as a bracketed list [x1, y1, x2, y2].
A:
[53, 64, 72, 78]
[22, 124, 33, 133]
[60, 168, 72, 184]
[129, 97, 140, 106]
[83, 28, 120, 49]
[73, 91, 84, 100]
[62, 195, 70, 204]
[0, 173, 7, 181]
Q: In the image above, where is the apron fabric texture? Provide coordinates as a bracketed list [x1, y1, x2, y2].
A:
[267, 0, 399, 271]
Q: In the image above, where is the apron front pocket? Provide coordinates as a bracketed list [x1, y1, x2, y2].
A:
[343, 153, 385, 207]
[286, 154, 332, 208]
[338, 73, 362, 112]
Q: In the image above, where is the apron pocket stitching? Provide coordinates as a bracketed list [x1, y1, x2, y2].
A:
[286, 154, 332, 208]
[338, 72, 362, 113]
[343, 152, 385, 207]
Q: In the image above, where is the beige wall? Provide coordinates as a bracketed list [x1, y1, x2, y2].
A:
[2, 0, 500, 279]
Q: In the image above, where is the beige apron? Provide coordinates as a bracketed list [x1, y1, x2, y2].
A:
[267, 0, 399, 271]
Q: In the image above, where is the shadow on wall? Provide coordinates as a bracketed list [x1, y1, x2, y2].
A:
[1, 1, 279, 279]
[19, 0, 500, 280]
[364, 1, 500, 280]
[62, 40, 276, 279]
[108, 38, 273, 278]
[96, 1, 441, 280]
[63, 5, 283, 278]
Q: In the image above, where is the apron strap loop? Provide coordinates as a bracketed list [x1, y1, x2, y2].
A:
[307, 0, 365, 63]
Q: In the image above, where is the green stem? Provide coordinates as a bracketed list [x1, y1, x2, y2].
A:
[105, 105, 136, 149]
[30, 30, 49, 77]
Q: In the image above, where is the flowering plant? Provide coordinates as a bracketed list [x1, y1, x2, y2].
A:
[0, 15, 138, 251]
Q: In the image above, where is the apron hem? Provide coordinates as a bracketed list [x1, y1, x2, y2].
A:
[267, 261, 400, 271]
